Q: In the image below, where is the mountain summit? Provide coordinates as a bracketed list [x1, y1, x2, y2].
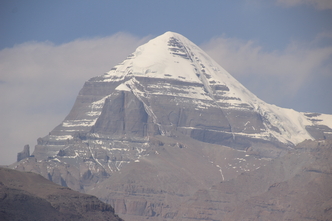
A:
[11, 32, 332, 220]
[33, 31, 331, 156]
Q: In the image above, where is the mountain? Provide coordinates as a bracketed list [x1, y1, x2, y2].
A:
[0, 167, 123, 221]
[10, 31, 332, 220]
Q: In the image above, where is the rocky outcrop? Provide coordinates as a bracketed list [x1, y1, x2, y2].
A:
[16, 144, 30, 162]
[0, 167, 123, 221]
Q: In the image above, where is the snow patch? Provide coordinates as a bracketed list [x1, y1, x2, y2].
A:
[115, 83, 131, 92]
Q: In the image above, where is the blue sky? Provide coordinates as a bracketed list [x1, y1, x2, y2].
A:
[1, 1, 331, 50]
[1, 0, 332, 164]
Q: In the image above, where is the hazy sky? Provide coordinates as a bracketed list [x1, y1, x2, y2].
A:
[1, 0, 332, 165]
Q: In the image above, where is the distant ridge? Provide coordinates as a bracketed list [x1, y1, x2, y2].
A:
[0, 167, 123, 221]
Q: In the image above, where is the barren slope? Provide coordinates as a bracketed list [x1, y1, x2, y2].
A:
[0, 167, 123, 221]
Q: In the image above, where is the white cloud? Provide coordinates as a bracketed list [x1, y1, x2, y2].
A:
[276, 0, 332, 10]
[0, 33, 150, 165]
[200, 34, 332, 110]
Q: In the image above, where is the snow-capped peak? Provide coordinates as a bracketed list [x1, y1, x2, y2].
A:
[102, 31, 331, 145]
[51, 31, 332, 152]
[104, 31, 258, 107]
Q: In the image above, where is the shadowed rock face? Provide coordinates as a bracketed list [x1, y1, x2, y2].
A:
[10, 32, 332, 220]
[92, 91, 150, 138]
[0, 167, 123, 221]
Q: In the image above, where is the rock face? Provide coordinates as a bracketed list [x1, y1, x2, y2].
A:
[16, 144, 30, 162]
[10, 32, 332, 220]
[0, 167, 123, 221]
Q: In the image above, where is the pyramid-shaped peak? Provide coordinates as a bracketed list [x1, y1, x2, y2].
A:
[104, 31, 259, 107]
[154, 31, 188, 41]
[26, 30, 332, 173]
[159, 31, 183, 37]
[137, 31, 197, 54]
[104, 31, 214, 84]
[98, 31, 325, 146]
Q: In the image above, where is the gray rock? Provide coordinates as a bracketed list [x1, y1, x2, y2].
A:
[17, 144, 30, 162]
